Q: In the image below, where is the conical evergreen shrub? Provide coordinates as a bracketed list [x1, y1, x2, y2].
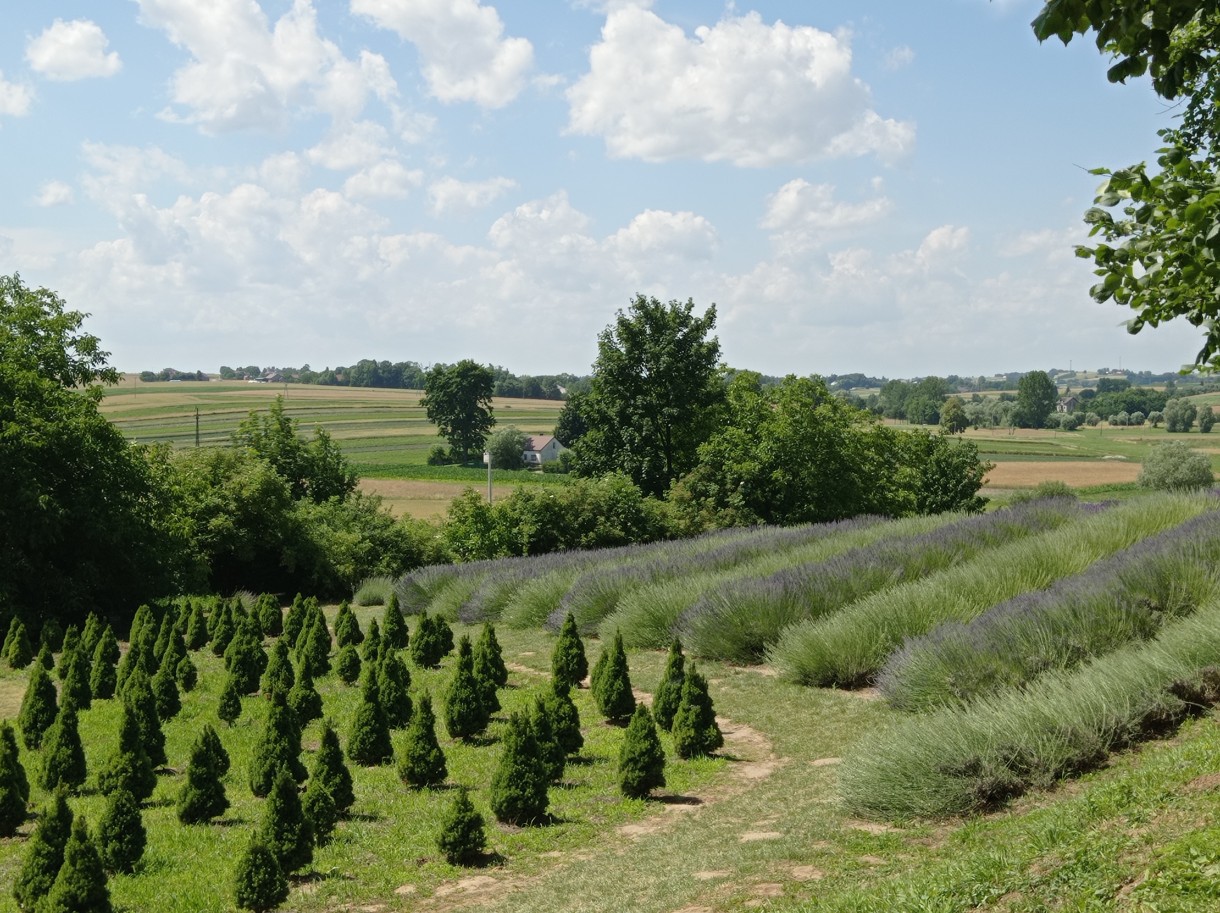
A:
[397, 692, 446, 789]
[410, 611, 450, 668]
[287, 663, 323, 726]
[361, 619, 382, 662]
[184, 600, 209, 651]
[57, 627, 80, 681]
[177, 724, 229, 824]
[6, 619, 33, 669]
[35, 641, 54, 671]
[226, 620, 267, 694]
[281, 593, 307, 648]
[121, 668, 167, 767]
[618, 704, 666, 799]
[96, 787, 145, 874]
[151, 657, 181, 720]
[40, 706, 86, 793]
[589, 646, 608, 702]
[133, 618, 158, 673]
[311, 720, 354, 815]
[97, 699, 157, 802]
[250, 695, 306, 797]
[262, 639, 295, 697]
[160, 624, 187, 676]
[347, 671, 392, 766]
[489, 712, 548, 825]
[176, 653, 198, 692]
[671, 664, 723, 760]
[201, 721, 231, 776]
[542, 679, 583, 756]
[3, 616, 20, 660]
[0, 721, 28, 836]
[259, 767, 313, 874]
[114, 643, 140, 695]
[335, 644, 361, 685]
[218, 672, 243, 726]
[296, 613, 331, 678]
[551, 613, 588, 689]
[59, 646, 91, 713]
[79, 614, 103, 662]
[531, 696, 566, 784]
[38, 815, 112, 913]
[594, 631, 635, 724]
[437, 786, 486, 865]
[474, 623, 508, 688]
[302, 778, 336, 846]
[233, 836, 289, 913]
[444, 637, 490, 740]
[18, 659, 58, 750]
[40, 618, 64, 655]
[652, 638, 686, 731]
[89, 630, 118, 700]
[382, 594, 408, 650]
[333, 600, 363, 648]
[210, 601, 235, 657]
[152, 611, 175, 666]
[257, 594, 283, 638]
[13, 788, 72, 912]
[378, 650, 413, 728]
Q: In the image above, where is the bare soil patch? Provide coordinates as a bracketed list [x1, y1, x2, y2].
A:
[984, 461, 1140, 489]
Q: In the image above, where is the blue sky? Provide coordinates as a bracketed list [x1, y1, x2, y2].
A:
[0, 0, 1203, 378]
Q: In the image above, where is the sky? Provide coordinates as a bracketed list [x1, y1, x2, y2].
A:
[0, 0, 1206, 378]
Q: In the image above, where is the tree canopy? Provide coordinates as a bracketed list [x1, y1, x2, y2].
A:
[1035, 3, 1220, 368]
[573, 295, 724, 497]
[422, 360, 495, 463]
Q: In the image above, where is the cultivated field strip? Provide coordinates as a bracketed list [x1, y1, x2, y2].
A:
[675, 498, 1089, 664]
[840, 590, 1220, 820]
[877, 504, 1220, 711]
[767, 493, 1212, 687]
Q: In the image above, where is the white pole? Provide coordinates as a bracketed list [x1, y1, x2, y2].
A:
[484, 450, 492, 503]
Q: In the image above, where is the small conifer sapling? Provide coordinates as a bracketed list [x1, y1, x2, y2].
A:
[437, 786, 486, 865]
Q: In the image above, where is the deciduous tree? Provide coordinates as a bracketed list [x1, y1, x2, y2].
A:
[422, 360, 496, 464]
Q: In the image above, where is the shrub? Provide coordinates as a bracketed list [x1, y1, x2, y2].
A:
[175, 654, 198, 692]
[97, 699, 156, 802]
[6, 619, 32, 669]
[652, 638, 686, 731]
[260, 768, 313, 874]
[184, 601, 209, 650]
[618, 704, 666, 799]
[224, 621, 266, 694]
[474, 623, 508, 688]
[361, 618, 382, 661]
[347, 670, 393, 766]
[542, 680, 583, 756]
[151, 659, 180, 720]
[302, 778, 337, 846]
[257, 593, 283, 637]
[398, 693, 447, 789]
[335, 644, 362, 685]
[333, 600, 363, 647]
[444, 637, 490, 740]
[378, 650, 413, 729]
[89, 627, 118, 699]
[287, 663, 323, 726]
[594, 631, 635, 724]
[382, 593, 408, 649]
[178, 724, 230, 824]
[39, 815, 112, 913]
[551, 613, 588, 689]
[217, 672, 243, 726]
[295, 613, 331, 678]
[233, 837, 289, 913]
[262, 639, 295, 697]
[59, 646, 91, 712]
[121, 667, 167, 767]
[353, 575, 395, 607]
[410, 611, 450, 668]
[310, 720, 354, 815]
[13, 788, 72, 912]
[40, 706, 87, 793]
[489, 712, 548, 825]
[0, 721, 27, 837]
[97, 787, 145, 874]
[18, 659, 57, 750]
[671, 664, 723, 759]
[249, 694, 306, 797]
[437, 787, 487, 865]
[1165, 398, 1197, 432]
[1139, 442, 1214, 491]
[1201, 406, 1216, 432]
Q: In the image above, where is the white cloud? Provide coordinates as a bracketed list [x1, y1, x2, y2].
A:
[26, 19, 122, 81]
[35, 181, 74, 207]
[428, 176, 517, 214]
[344, 160, 424, 199]
[884, 45, 915, 70]
[567, 9, 914, 166]
[135, 0, 389, 131]
[761, 179, 891, 251]
[306, 120, 392, 170]
[351, 0, 535, 108]
[0, 71, 34, 117]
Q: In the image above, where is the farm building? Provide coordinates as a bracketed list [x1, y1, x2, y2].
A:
[1056, 395, 1079, 413]
[523, 434, 566, 466]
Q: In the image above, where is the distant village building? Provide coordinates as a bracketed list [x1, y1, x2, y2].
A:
[523, 434, 566, 467]
[1056, 395, 1079, 413]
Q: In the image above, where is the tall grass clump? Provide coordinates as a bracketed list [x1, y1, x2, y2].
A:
[679, 498, 1088, 663]
[352, 575, 396, 606]
[770, 494, 1209, 687]
[878, 508, 1220, 710]
[841, 592, 1220, 820]
[601, 513, 963, 649]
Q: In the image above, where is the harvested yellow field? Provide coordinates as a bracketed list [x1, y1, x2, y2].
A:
[984, 460, 1141, 489]
[358, 478, 474, 518]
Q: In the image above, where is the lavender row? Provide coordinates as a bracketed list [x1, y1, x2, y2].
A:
[877, 506, 1220, 711]
[676, 497, 1094, 664]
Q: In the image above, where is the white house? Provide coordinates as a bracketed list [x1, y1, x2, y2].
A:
[523, 434, 566, 467]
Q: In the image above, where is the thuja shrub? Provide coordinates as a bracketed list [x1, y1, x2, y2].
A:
[618, 704, 666, 799]
[184, 600, 209, 651]
[257, 593, 283, 638]
[39, 815, 112, 913]
[233, 836, 289, 913]
[302, 778, 337, 846]
[89, 628, 119, 700]
[437, 787, 486, 865]
[410, 611, 451, 669]
[176, 653, 198, 692]
[312, 720, 354, 815]
[378, 650, 413, 729]
[296, 613, 331, 678]
[0, 721, 28, 837]
[249, 695, 306, 797]
[594, 631, 635, 724]
[13, 788, 72, 911]
[288, 663, 323, 726]
[398, 693, 447, 789]
[542, 679, 583, 756]
[474, 622, 508, 688]
[334, 600, 363, 648]
[6, 619, 33, 669]
[18, 658, 58, 750]
[97, 787, 145, 874]
[40, 705, 87, 793]
[382, 593, 409, 649]
[530, 696, 566, 784]
[121, 667, 167, 767]
[671, 664, 723, 760]
[259, 768, 313, 875]
[335, 644, 361, 685]
[60, 646, 92, 712]
[217, 672, 243, 727]
[652, 638, 685, 731]
[551, 613, 588, 689]
[444, 637, 490, 740]
[489, 712, 548, 825]
[178, 724, 230, 824]
[361, 619, 382, 662]
[97, 699, 156, 802]
[347, 670, 393, 766]
[151, 658, 181, 720]
[262, 639, 295, 697]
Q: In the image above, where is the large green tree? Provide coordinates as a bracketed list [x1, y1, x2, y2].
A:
[422, 360, 495, 464]
[1034, 3, 1220, 368]
[574, 296, 725, 497]
[232, 395, 356, 503]
[0, 274, 186, 620]
[1013, 370, 1059, 429]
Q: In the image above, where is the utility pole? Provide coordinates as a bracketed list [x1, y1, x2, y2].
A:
[195, 406, 200, 448]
